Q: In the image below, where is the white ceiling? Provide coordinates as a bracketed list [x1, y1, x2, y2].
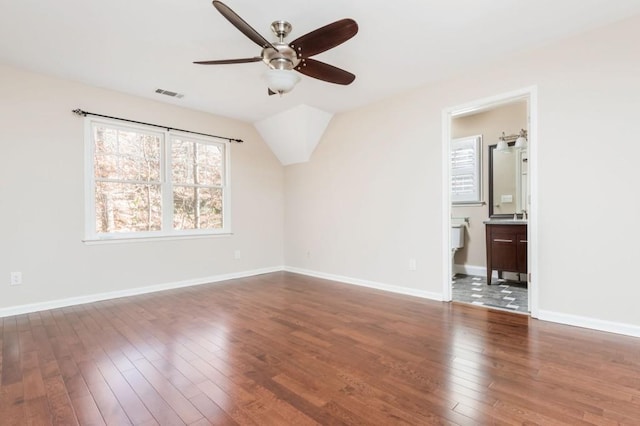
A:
[2, 0, 640, 123]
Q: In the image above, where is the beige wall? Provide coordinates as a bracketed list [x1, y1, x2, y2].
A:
[0, 64, 284, 311]
[451, 102, 527, 269]
[2, 12, 640, 333]
[284, 14, 640, 328]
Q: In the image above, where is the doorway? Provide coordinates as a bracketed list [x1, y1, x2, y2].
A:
[441, 87, 538, 317]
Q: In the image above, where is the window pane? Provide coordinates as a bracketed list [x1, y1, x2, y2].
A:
[94, 153, 119, 179]
[173, 186, 223, 230]
[93, 126, 161, 182]
[197, 144, 223, 186]
[171, 139, 223, 185]
[94, 127, 117, 154]
[95, 182, 162, 233]
[171, 139, 194, 184]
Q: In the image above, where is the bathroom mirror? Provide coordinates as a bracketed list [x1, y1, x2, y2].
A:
[488, 143, 528, 218]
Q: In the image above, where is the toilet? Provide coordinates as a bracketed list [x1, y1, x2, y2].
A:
[451, 224, 465, 277]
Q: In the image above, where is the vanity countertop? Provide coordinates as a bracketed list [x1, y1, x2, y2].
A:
[484, 219, 528, 225]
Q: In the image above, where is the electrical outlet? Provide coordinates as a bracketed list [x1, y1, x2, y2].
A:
[234, 250, 241, 260]
[409, 258, 417, 271]
[10, 272, 22, 286]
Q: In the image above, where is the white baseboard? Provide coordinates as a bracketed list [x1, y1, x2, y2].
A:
[4, 266, 638, 339]
[0, 266, 284, 318]
[285, 266, 443, 301]
[537, 310, 640, 338]
[453, 265, 523, 281]
[453, 263, 486, 277]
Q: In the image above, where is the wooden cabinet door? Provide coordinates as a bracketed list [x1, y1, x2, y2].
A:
[490, 228, 518, 271]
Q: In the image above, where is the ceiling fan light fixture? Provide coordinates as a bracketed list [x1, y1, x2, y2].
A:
[263, 69, 300, 94]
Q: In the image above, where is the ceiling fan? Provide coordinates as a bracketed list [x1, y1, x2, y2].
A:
[194, 1, 358, 95]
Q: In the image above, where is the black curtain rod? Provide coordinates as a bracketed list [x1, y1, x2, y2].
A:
[72, 109, 243, 143]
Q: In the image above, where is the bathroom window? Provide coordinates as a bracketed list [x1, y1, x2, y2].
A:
[451, 135, 482, 204]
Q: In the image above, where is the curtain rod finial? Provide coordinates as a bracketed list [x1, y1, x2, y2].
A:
[72, 109, 87, 116]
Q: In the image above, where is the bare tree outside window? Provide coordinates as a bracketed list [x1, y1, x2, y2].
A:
[93, 126, 162, 233]
[171, 138, 224, 230]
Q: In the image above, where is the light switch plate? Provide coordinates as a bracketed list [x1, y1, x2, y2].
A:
[10, 272, 22, 285]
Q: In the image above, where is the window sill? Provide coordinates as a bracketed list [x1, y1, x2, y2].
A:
[452, 201, 486, 207]
[83, 233, 233, 245]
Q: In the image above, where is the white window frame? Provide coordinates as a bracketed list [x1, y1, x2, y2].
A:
[84, 117, 231, 241]
[450, 135, 482, 204]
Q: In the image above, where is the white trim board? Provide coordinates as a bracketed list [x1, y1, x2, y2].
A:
[2, 266, 639, 339]
[453, 264, 519, 281]
[453, 264, 486, 277]
[538, 310, 640, 338]
[0, 266, 283, 318]
[284, 266, 443, 301]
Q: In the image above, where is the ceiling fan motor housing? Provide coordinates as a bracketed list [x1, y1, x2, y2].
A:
[262, 43, 300, 70]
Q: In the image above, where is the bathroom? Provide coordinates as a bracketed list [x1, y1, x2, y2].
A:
[449, 99, 530, 313]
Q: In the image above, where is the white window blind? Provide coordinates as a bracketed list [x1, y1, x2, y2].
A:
[451, 135, 482, 204]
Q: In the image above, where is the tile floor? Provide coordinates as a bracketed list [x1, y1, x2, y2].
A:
[452, 274, 529, 313]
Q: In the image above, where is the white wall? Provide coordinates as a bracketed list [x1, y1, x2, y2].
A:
[0, 64, 284, 313]
[284, 14, 640, 330]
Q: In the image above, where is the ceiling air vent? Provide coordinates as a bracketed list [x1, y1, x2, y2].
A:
[155, 88, 184, 99]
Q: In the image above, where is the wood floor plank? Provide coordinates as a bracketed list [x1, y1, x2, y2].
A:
[94, 356, 156, 425]
[2, 328, 21, 386]
[121, 367, 188, 425]
[2, 271, 640, 425]
[188, 392, 238, 425]
[133, 358, 203, 424]
[24, 395, 53, 425]
[77, 363, 132, 425]
[147, 357, 202, 400]
[0, 381, 26, 426]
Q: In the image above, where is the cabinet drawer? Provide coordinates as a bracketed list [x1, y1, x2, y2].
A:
[490, 229, 516, 243]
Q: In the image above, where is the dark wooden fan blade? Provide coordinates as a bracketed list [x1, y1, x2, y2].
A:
[212, 1, 276, 50]
[295, 58, 355, 85]
[194, 57, 262, 65]
[289, 19, 358, 58]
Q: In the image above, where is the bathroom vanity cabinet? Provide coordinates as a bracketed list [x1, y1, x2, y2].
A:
[485, 222, 527, 285]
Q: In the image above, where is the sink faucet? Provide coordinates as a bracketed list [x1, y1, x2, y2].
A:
[522, 209, 527, 220]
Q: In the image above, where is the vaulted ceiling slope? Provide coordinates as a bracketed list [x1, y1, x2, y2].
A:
[2, 0, 640, 123]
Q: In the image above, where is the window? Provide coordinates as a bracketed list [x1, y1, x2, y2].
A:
[85, 118, 230, 240]
[451, 135, 482, 204]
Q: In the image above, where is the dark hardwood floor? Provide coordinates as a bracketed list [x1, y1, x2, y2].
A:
[1, 272, 639, 425]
